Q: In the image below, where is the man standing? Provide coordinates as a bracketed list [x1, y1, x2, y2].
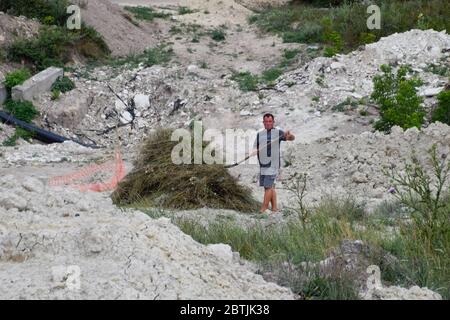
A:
[254, 113, 295, 213]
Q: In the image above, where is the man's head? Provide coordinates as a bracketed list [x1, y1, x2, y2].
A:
[263, 113, 274, 130]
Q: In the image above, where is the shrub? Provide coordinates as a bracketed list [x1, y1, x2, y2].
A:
[231, 72, 259, 91]
[250, 0, 449, 53]
[0, 0, 70, 26]
[210, 28, 226, 41]
[262, 68, 283, 84]
[282, 24, 323, 43]
[124, 6, 170, 21]
[381, 146, 450, 297]
[3, 99, 39, 123]
[143, 45, 173, 67]
[51, 76, 75, 93]
[431, 89, 450, 125]
[7, 25, 110, 71]
[360, 32, 377, 44]
[51, 89, 61, 100]
[2, 127, 35, 146]
[383, 144, 450, 244]
[371, 64, 425, 132]
[178, 6, 195, 15]
[4, 68, 31, 93]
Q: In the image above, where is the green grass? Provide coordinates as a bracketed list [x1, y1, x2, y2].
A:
[4, 68, 31, 93]
[124, 6, 170, 21]
[249, 0, 450, 54]
[424, 63, 449, 77]
[147, 193, 449, 299]
[0, 0, 70, 26]
[231, 72, 260, 91]
[210, 28, 226, 42]
[231, 47, 303, 92]
[262, 68, 283, 84]
[432, 90, 450, 125]
[132, 147, 450, 299]
[109, 44, 173, 68]
[178, 6, 195, 15]
[2, 127, 35, 146]
[51, 76, 75, 93]
[7, 25, 110, 71]
[3, 99, 39, 123]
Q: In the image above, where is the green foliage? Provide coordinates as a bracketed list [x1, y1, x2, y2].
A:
[4, 68, 31, 92]
[231, 72, 259, 91]
[283, 48, 300, 61]
[261, 68, 283, 84]
[249, 0, 449, 53]
[380, 146, 450, 297]
[178, 6, 195, 15]
[2, 127, 35, 146]
[432, 90, 450, 125]
[7, 25, 110, 71]
[131, 174, 450, 299]
[51, 89, 61, 100]
[0, 0, 70, 26]
[282, 24, 323, 43]
[51, 76, 75, 93]
[371, 64, 425, 132]
[210, 28, 226, 42]
[385, 144, 449, 243]
[108, 45, 173, 69]
[424, 63, 449, 77]
[323, 47, 338, 57]
[360, 32, 377, 44]
[3, 99, 39, 123]
[124, 6, 170, 21]
[300, 273, 359, 300]
[42, 15, 55, 25]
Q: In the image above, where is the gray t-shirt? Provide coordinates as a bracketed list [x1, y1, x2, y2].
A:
[253, 128, 286, 176]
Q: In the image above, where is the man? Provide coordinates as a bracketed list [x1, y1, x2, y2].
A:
[253, 113, 295, 214]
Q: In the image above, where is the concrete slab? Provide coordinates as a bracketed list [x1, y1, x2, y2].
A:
[12, 67, 63, 102]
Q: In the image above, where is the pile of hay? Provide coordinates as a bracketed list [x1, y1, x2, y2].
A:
[112, 129, 259, 212]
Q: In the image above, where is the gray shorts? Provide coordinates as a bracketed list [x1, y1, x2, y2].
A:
[259, 174, 276, 189]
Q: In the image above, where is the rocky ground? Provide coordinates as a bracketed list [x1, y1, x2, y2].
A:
[0, 0, 449, 299]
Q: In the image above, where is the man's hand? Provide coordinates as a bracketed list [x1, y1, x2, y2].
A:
[284, 130, 295, 141]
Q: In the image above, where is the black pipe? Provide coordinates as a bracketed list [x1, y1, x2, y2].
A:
[0, 110, 102, 149]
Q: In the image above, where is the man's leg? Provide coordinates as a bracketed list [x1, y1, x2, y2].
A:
[270, 187, 279, 212]
[260, 187, 271, 213]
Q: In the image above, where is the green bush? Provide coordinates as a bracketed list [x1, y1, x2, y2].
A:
[3, 99, 39, 123]
[51, 76, 75, 93]
[210, 28, 226, 42]
[431, 90, 450, 125]
[178, 6, 195, 15]
[262, 68, 283, 84]
[4, 68, 31, 92]
[0, 0, 70, 26]
[231, 72, 259, 91]
[250, 0, 449, 53]
[7, 25, 110, 70]
[360, 32, 377, 44]
[51, 89, 61, 100]
[371, 64, 425, 132]
[109, 45, 173, 68]
[2, 127, 35, 146]
[282, 24, 323, 43]
[124, 6, 170, 21]
[8, 26, 70, 70]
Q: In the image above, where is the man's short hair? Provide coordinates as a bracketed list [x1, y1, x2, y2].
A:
[263, 113, 274, 120]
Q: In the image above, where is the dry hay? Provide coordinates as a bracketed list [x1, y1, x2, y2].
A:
[112, 129, 259, 212]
